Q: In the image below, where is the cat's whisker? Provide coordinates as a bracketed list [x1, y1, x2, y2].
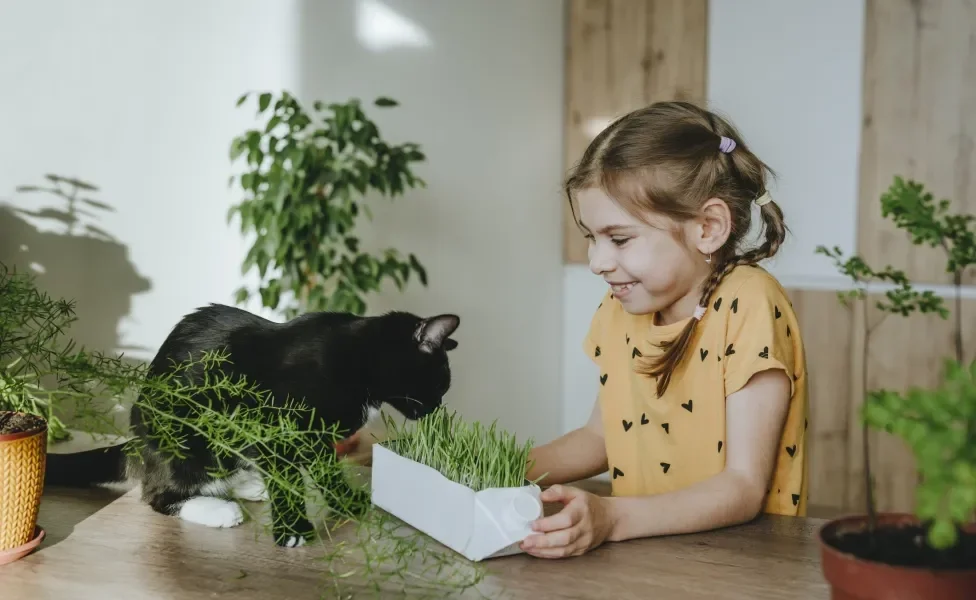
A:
[386, 395, 423, 406]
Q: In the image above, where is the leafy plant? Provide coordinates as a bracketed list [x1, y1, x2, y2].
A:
[816, 175, 976, 551]
[0, 263, 130, 442]
[383, 407, 540, 491]
[863, 359, 976, 549]
[1, 261, 486, 597]
[227, 91, 429, 319]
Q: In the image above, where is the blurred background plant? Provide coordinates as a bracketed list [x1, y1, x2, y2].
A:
[228, 91, 428, 319]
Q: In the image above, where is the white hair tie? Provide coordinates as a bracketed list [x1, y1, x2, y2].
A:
[755, 191, 773, 207]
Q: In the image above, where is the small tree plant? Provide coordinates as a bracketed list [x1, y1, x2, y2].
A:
[228, 91, 429, 319]
[817, 175, 976, 556]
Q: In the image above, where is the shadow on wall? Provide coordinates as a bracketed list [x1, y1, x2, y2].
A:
[0, 175, 152, 431]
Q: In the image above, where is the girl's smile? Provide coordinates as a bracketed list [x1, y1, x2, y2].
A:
[608, 281, 637, 297]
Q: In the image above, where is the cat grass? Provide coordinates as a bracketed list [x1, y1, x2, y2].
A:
[130, 352, 494, 598]
[380, 407, 538, 492]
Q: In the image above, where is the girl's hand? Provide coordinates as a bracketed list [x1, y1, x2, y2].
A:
[519, 484, 615, 558]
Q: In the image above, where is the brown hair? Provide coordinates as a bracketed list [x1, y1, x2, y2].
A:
[565, 101, 788, 397]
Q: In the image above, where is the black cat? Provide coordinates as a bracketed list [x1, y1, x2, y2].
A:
[45, 304, 460, 547]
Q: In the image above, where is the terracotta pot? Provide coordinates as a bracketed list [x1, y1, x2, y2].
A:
[819, 513, 976, 600]
[0, 411, 47, 565]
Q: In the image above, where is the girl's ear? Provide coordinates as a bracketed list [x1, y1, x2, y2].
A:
[696, 197, 732, 256]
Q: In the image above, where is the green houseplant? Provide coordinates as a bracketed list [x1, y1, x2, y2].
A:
[0, 262, 146, 565]
[227, 91, 428, 319]
[0, 263, 121, 443]
[816, 177, 976, 599]
[0, 262, 486, 594]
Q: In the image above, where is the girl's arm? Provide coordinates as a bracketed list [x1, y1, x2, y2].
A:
[526, 396, 608, 485]
[520, 369, 791, 558]
[606, 369, 791, 541]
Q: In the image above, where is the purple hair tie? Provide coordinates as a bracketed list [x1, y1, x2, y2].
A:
[719, 136, 736, 153]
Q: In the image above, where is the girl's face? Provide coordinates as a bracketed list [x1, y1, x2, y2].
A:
[577, 186, 711, 323]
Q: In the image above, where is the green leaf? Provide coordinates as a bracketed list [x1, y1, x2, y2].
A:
[258, 92, 272, 113]
[409, 253, 427, 286]
[230, 138, 246, 161]
[948, 484, 976, 523]
[375, 96, 398, 107]
[236, 93, 249, 107]
[927, 519, 958, 550]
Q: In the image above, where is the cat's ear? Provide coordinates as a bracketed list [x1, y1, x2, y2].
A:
[444, 338, 458, 351]
[414, 314, 460, 353]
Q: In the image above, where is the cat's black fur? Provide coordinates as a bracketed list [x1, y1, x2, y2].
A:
[45, 303, 460, 547]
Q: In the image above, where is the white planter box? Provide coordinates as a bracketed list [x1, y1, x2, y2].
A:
[369, 443, 543, 562]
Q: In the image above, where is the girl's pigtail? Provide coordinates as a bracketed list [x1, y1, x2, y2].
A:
[637, 259, 737, 397]
[638, 138, 786, 397]
[741, 197, 788, 265]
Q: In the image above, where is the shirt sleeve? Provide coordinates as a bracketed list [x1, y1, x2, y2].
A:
[722, 274, 798, 397]
[583, 290, 613, 366]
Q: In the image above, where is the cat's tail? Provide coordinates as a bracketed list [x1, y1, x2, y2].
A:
[44, 443, 128, 488]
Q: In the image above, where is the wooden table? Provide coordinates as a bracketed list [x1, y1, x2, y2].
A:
[3, 481, 833, 599]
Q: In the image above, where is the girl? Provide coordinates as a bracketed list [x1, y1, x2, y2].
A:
[520, 101, 808, 559]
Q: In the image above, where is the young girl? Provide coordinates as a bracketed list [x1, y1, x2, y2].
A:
[520, 101, 808, 559]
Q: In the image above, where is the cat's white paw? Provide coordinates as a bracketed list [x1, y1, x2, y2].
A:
[178, 496, 244, 528]
[230, 470, 269, 502]
[282, 535, 306, 548]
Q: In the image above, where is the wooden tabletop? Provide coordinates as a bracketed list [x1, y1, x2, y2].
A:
[3, 480, 832, 599]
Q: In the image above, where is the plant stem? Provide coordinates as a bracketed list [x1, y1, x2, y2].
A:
[861, 291, 877, 538]
[953, 270, 963, 363]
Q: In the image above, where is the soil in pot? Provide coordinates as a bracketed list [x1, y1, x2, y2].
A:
[828, 523, 976, 570]
[821, 515, 976, 600]
[0, 412, 47, 437]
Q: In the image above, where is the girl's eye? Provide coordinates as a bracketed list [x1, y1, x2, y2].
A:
[612, 237, 631, 247]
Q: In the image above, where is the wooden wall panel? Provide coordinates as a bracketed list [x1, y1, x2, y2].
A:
[788, 288, 976, 514]
[858, 0, 976, 285]
[563, 0, 708, 264]
[789, 290, 853, 508]
[842, 0, 976, 515]
[787, 290, 854, 511]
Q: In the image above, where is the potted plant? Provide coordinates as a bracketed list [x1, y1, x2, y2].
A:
[816, 177, 976, 598]
[0, 410, 47, 565]
[228, 91, 429, 319]
[0, 263, 153, 564]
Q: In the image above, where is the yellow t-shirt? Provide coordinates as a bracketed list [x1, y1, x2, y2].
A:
[585, 265, 809, 516]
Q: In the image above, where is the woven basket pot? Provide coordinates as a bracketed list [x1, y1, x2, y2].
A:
[0, 411, 47, 559]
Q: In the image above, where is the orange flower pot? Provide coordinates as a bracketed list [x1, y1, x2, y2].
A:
[819, 513, 976, 600]
[0, 411, 47, 565]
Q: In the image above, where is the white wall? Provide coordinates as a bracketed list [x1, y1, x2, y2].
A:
[0, 0, 566, 445]
[561, 0, 868, 434]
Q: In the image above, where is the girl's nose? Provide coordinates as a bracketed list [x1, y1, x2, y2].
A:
[588, 242, 614, 276]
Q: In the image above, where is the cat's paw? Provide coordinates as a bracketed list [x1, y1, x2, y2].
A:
[178, 497, 245, 528]
[273, 518, 315, 548]
[279, 535, 307, 548]
[231, 470, 269, 502]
